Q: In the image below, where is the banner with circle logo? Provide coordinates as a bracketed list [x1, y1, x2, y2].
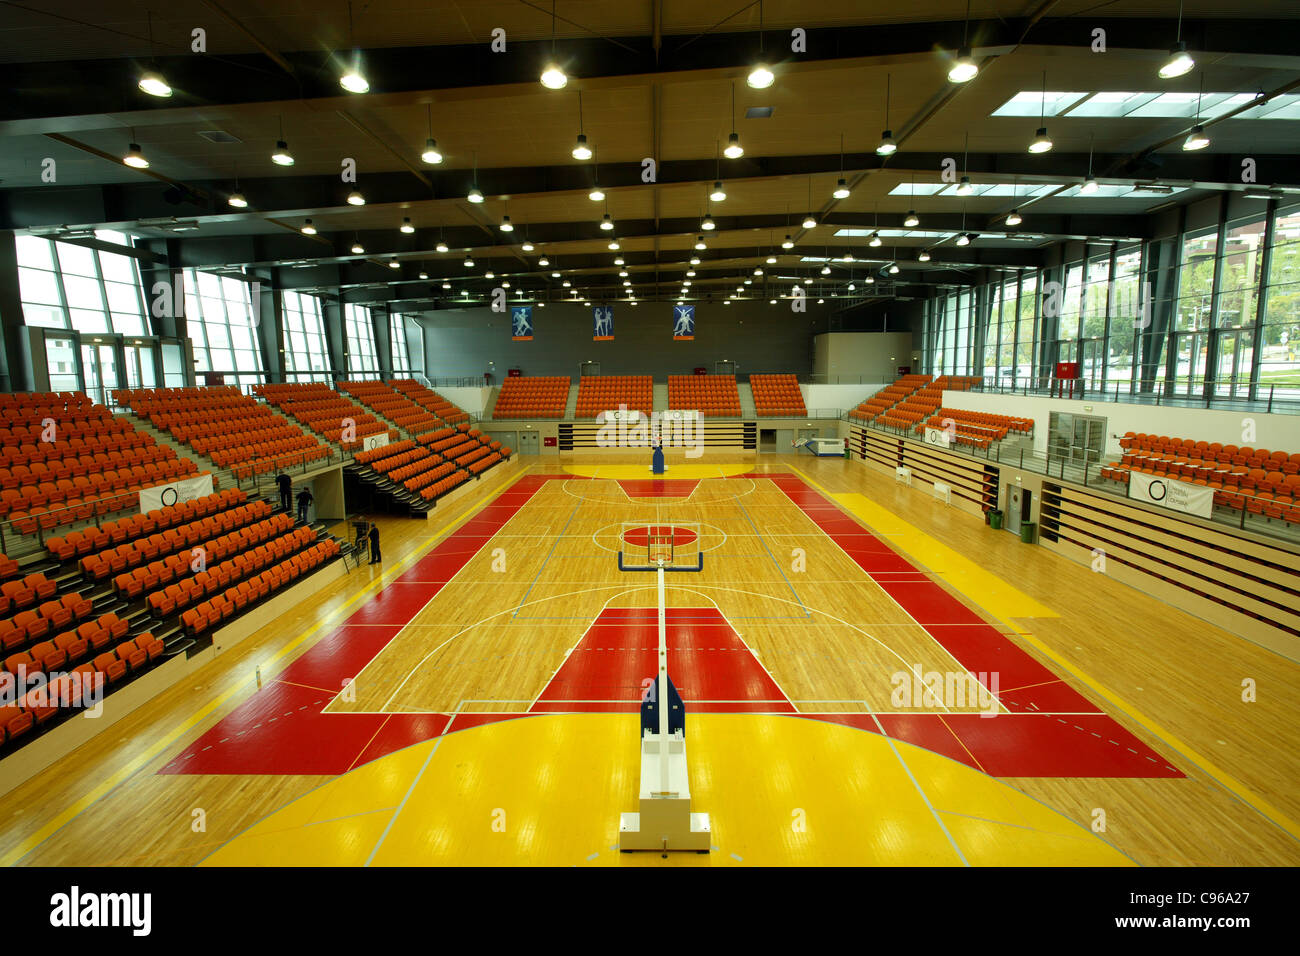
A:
[1128, 470, 1213, 519]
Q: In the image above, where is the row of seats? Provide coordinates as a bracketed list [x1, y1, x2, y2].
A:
[0, 591, 95, 653]
[340, 381, 445, 435]
[849, 375, 933, 421]
[1, 633, 164, 746]
[1118, 434, 1300, 473]
[0, 440, 168, 489]
[388, 380, 471, 426]
[152, 525, 319, 619]
[3, 612, 132, 673]
[354, 439, 415, 465]
[468, 453, 504, 475]
[0, 391, 97, 412]
[254, 383, 395, 449]
[0, 429, 151, 468]
[0, 554, 18, 581]
[420, 470, 469, 501]
[45, 489, 247, 563]
[750, 374, 807, 417]
[667, 375, 740, 417]
[575, 376, 653, 419]
[75, 498, 269, 580]
[494, 377, 571, 419]
[179, 538, 340, 636]
[117, 386, 333, 479]
[1, 573, 62, 614]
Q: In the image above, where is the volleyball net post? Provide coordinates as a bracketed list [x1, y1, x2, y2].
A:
[616, 526, 711, 854]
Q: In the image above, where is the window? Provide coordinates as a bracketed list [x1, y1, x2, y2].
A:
[389, 314, 412, 372]
[282, 291, 331, 381]
[17, 230, 148, 335]
[1260, 203, 1300, 398]
[345, 304, 379, 377]
[183, 269, 264, 388]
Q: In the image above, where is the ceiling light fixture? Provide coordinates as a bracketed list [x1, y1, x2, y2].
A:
[904, 210, 919, 227]
[300, 219, 316, 235]
[918, 250, 931, 261]
[500, 215, 514, 232]
[695, 236, 707, 250]
[723, 83, 744, 157]
[138, 71, 172, 98]
[710, 181, 727, 202]
[540, 1, 567, 88]
[701, 214, 716, 231]
[782, 235, 794, 249]
[347, 190, 365, 205]
[1028, 71, 1053, 153]
[123, 137, 149, 169]
[877, 75, 897, 155]
[1182, 78, 1210, 151]
[1005, 208, 1022, 226]
[1159, 5, 1194, 79]
[948, 2, 978, 82]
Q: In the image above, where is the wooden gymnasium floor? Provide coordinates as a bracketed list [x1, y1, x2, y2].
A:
[2, 455, 1298, 866]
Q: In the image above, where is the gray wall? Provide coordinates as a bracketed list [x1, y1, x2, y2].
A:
[415, 300, 836, 379]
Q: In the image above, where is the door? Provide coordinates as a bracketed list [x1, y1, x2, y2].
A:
[1212, 329, 1253, 400]
[580, 362, 600, 377]
[43, 334, 80, 393]
[1006, 485, 1024, 534]
[1172, 331, 1207, 397]
[123, 340, 158, 391]
[518, 431, 540, 454]
[80, 341, 120, 406]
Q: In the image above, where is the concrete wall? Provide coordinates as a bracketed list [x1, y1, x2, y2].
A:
[813, 331, 915, 381]
[803, 382, 887, 414]
[948, 390, 1300, 460]
[415, 299, 833, 379]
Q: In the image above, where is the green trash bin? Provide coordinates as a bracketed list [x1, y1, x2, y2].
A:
[988, 510, 1003, 530]
[1019, 521, 1036, 543]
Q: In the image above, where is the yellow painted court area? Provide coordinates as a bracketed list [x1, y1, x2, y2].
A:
[201, 713, 1131, 866]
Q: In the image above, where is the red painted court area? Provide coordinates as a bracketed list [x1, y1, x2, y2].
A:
[532, 607, 793, 714]
[617, 479, 699, 498]
[160, 472, 1181, 780]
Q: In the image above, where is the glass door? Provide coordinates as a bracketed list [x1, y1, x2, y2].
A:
[123, 339, 159, 391]
[44, 333, 80, 393]
[1172, 331, 1207, 397]
[1213, 329, 1253, 399]
[1079, 338, 1105, 391]
[80, 340, 121, 406]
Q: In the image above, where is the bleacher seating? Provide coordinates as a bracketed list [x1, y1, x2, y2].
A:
[115, 386, 331, 479]
[667, 374, 740, 417]
[353, 426, 511, 503]
[388, 380, 471, 426]
[0, 391, 203, 535]
[750, 374, 807, 417]
[340, 380, 446, 436]
[575, 376, 654, 419]
[493, 377, 570, 419]
[1100, 433, 1300, 524]
[848, 375, 933, 422]
[254, 383, 396, 450]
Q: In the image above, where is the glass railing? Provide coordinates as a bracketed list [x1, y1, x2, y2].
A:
[971, 376, 1300, 415]
[846, 417, 1299, 545]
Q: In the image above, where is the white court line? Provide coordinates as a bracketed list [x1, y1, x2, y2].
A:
[773, 477, 1010, 715]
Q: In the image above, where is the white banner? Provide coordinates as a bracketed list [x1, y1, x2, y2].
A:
[600, 408, 643, 422]
[1128, 470, 1213, 519]
[361, 432, 390, 451]
[139, 473, 214, 514]
[662, 409, 699, 422]
[923, 426, 952, 447]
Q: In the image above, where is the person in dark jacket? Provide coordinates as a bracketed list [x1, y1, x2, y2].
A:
[368, 523, 381, 564]
[276, 472, 292, 512]
[296, 486, 313, 524]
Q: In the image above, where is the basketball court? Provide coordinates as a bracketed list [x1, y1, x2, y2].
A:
[4, 456, 1295, 868]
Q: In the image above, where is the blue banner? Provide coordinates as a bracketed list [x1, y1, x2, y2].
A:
[511, 305, 533, 341]
[593, 305, 614, 341]
[672, 304, 695, 340]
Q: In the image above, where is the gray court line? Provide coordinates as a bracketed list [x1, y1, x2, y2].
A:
[364, 735, 444, 866]
[733, 495, 809, 616]
[867, 709, 970, 866]
[511, 495, 585, 619]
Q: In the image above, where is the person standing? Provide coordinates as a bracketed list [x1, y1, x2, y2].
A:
[368, 523, 381, 564]
[276, 471, 292, 512]
[296, 485, 314, 525]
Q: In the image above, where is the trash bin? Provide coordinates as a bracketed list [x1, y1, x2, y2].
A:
[1019, 521, 1036, 543]
[988, 510, 1003, 530]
